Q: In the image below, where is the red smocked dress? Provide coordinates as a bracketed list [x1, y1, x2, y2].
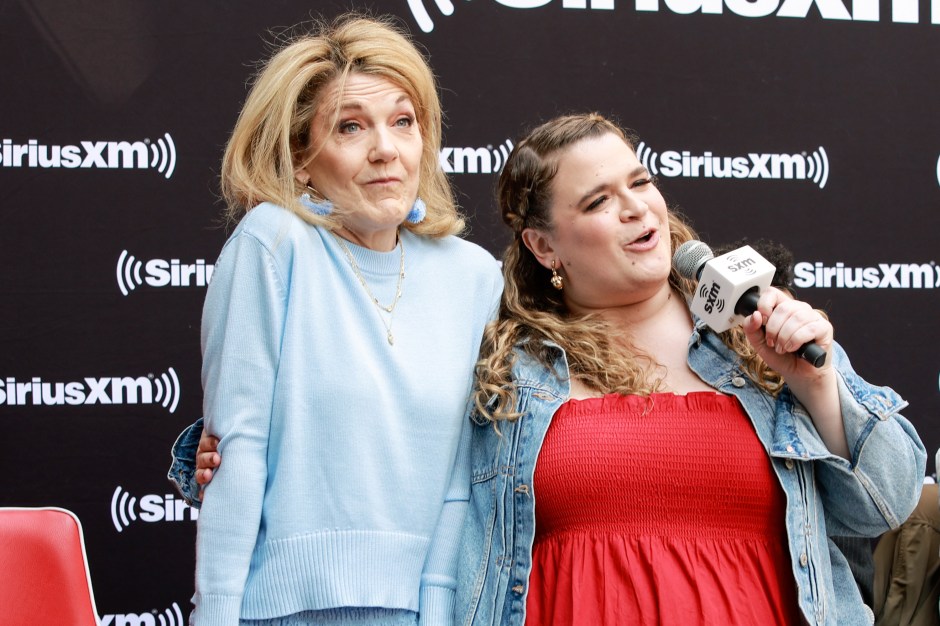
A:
[525, 392, 803, 626]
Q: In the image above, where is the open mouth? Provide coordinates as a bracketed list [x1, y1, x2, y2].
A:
[624, 229, 659, 251]
[629, 229, 656, 245]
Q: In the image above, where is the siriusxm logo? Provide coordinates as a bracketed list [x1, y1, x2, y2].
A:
[0, 134, 176, 179]
[110, 486, 198, 533]
[406, 0, 938, 32]
[100, 601, 186, 626]
[439, 139, 513, 174]
[636, 142, 830, 188]
[0, 368, 180, 413]
[698, 281, 725, 314]
[725, 253, 758, 274]
[117, 250, 214, 296]
[794, 261, 940, 288]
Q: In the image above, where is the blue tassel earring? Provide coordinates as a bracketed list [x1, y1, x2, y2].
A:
[406, 197, 427, 224]
[299, 184, 333, 216]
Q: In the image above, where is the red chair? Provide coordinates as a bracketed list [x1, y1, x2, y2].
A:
[0, 507, 100, 626]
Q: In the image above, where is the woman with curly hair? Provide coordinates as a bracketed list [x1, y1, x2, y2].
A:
[456, 113, 925, 626]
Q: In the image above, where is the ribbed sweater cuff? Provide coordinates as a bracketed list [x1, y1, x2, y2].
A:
[193, 593, 242, 626]
[418, 585, 455, 626]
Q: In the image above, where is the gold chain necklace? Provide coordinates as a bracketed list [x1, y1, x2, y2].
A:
[330, 231, 405, 346]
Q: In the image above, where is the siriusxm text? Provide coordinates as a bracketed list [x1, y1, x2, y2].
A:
[794, 262, 940, 288]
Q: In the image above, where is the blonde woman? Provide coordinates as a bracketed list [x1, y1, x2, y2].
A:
[170, 15, 502, 626]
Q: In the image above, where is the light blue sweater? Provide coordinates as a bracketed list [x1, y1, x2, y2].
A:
[192, 203, 503, 626]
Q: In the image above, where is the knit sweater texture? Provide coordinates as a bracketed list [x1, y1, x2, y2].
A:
[192, 203, 503, 626]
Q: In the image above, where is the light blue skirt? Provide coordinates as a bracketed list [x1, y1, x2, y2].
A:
[239, 607, 418, 626]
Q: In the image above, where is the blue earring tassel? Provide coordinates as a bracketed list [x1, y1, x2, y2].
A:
[406, 198, 427, 224]
[300, 193, 333, 216]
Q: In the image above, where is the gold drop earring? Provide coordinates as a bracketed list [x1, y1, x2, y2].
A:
[550, 260, 564, 290]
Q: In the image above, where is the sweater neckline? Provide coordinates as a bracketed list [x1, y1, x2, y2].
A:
[325, 229, 411, 278]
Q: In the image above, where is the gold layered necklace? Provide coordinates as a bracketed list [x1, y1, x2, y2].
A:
[330, 231, 405, 346]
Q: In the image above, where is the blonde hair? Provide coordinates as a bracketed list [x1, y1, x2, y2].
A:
[219, 13, 463, 238]
[475, 114, 783, 421]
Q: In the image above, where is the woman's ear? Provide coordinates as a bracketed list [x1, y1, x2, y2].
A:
[521, 228, 556, 271]
[292, 136, 312, 186]
[294, 166, 310, 186]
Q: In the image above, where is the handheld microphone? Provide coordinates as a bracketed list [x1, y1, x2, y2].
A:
[673, 240, 826, 368]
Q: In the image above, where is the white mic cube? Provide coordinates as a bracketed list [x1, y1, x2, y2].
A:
[690, 245, 776, 332]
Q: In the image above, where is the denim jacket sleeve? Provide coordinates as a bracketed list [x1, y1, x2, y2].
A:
[167, 417, 205, 508]
[784, 342, 926, 536]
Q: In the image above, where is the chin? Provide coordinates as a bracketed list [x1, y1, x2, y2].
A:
[370, 201, 408, 220]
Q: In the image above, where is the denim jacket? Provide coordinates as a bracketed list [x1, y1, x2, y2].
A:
[168, 417, 203, 508]
[456, 322, 926, 626]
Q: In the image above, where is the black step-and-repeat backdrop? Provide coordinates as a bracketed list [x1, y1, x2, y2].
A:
[1, 0, 937, 621]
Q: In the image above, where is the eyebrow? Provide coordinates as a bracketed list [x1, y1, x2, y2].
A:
[575, 164, 649, 206]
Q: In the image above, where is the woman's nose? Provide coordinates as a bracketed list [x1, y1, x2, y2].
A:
[369, 127, 399, 162]
[619, 192, 648, 221]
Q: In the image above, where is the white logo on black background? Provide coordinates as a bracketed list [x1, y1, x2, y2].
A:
[636, 142, 829, 188]
[794, 261, 940, 288]
[407, 0, 457, 33]
[408, 0, 614, 32]
[149, 133, 177, 178]
[0, 134, 176, 179]
[110, 486, 198, 533]
[0, 368, 180, 413]
[117, 250, 214, 296]
[406, 0, 938, 31]
[100, 601, 186, 626]
[439, 139, 513, 174]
